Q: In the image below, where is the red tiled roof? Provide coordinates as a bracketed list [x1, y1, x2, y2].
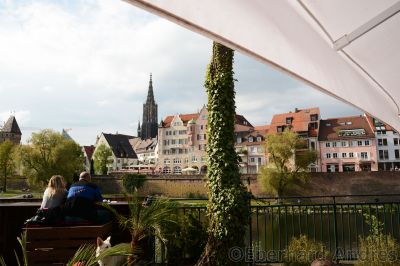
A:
[163, 113, 199, 127]
[318, 115, 375, 141]
[269, 107, 320, 134]
[365, 113, 395, 132]
[255, 125, 270, 132]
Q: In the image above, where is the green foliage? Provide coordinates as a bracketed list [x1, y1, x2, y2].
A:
[19, 129, 83, 185]
[67, 243, 131, 266]
[259, 130, 317, 197]
[102, 193, 177, 264]
[356, 214, 400, 266]
[0, 231, 28, 266]
[0, 140, 16, 192]
[122, 173, 146, 193]
[93, 143, 112, 175]
[199, 42, 250, 265]
[356, 234, 400, 266]
[284, 235, 330, 266]
[163, 212, 208, 264]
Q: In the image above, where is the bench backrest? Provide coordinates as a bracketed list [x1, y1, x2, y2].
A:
[25, 222, 113, 265]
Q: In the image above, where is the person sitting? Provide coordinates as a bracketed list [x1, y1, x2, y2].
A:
[40, 175, 67, 209]
[63, 171, 104, 223]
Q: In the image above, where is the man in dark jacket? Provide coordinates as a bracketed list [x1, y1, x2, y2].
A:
[64, 171, 104, 222]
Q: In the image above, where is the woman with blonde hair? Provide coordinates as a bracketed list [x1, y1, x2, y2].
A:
[40, 175, 67, 209]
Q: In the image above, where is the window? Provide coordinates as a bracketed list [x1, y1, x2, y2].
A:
[173, 158, 181, 164]
[361, 152, 368, 159]
[325, 142, 331, 148]
[327, 164, 339, 172]
[200, 125, 203, 130]
[364, 140, 370, 146]
[326, 153, 331, 159]
[164, 159, 170, 164]
[192, 156, 198, 162]
[277, 125, 287, 133]
[395, 149, 400, 159]
[343, 164, 355, 172]
[310, 114, 318, 121]
[250, 147, 256, 153]
[257, 137, 262, 142]
[332, 142, 337, 147]
[342, 153, 347, 158]
[349, 152, 354, 158]
[349, 141, 353, 147]
[394, 138, 399, 145]
[341, 141, 347, 147]
[237, 137, 242, 143]
[249, 137, 253, 142]
[258, 157, 262, 164]
[333, 153, 338, 158]
[250, 158, 255, 163]
[204, 134, 207, 140]
[358, 141, 363, 146]
[286, 117, 293, 124]
[378, 139, 388, 146]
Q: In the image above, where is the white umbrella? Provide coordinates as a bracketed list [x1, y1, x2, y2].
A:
[125, 0, 400, 130]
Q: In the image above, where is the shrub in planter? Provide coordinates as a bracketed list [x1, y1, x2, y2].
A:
[284, 235, 330, 266]
[122, 173, 146, 193]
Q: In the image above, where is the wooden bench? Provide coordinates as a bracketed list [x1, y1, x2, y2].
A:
[24, 222, 113, 265]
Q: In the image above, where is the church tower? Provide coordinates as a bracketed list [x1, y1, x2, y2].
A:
[139, 74, 158, 139]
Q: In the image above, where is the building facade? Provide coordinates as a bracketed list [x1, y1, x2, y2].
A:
[157, 106, 254, 174]
[0, 116, 22, 145]
[269, 108, 320, 171]
[95, 133, 138, 172]
[318, 116, 378, 172]
[235, 125, 268, 174]
[139, 74, 158, 139]
[365, 115, 400, 170]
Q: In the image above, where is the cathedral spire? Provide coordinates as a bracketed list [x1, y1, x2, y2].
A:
[140, 73, 158, 139]
[147, 73, 154, 103]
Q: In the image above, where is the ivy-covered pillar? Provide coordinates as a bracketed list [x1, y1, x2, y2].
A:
[196, 42, 250, 265]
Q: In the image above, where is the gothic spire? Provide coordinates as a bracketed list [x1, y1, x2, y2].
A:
[146, 73, 155, 103]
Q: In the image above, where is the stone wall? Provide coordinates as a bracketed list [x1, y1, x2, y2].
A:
[6, 171, 400, 197]
[93, 171, 400, 197]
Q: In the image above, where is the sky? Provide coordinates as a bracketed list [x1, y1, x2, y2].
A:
[0, 0, 361, 145]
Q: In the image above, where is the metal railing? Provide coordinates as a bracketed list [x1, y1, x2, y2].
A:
[163, 194, 400, 264]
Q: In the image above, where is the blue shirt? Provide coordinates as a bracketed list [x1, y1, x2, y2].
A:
[67, 180, 103, 202]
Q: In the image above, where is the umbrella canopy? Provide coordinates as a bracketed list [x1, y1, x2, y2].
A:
[182, 167, 198, 172]
[125, 0, 400, 130]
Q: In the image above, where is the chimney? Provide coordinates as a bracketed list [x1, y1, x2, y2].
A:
[295, 108, 299, 113]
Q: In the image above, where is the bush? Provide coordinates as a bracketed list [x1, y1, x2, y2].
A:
[122, 173, 146, 193]
[284, 235, 330, 266]
[356, 233, 400, 266]
[163, 212, 207, 265]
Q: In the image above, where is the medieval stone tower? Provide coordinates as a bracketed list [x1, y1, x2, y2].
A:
[138, 74, 158, 139]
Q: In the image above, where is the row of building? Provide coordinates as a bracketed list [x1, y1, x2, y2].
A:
[81, 105, 399, 175]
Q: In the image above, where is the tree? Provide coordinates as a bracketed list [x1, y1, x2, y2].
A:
[19, 129, 83, 185]
[0, 140, 16, 193]
[122, 173, 146, 193]
[93, 143, 112, 175]
[259, 130, 317, 197]
[196, 42, 250, 265]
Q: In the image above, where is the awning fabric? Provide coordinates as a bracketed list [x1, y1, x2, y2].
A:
[125, 0, 400, 130]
